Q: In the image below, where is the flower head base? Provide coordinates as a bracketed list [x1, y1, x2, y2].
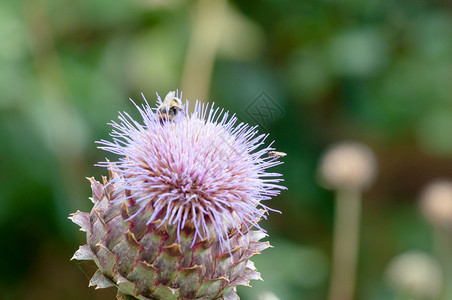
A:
[97, 92, 285, 252]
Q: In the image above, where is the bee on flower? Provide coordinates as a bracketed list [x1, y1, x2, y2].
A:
[157, 91, 183, 122]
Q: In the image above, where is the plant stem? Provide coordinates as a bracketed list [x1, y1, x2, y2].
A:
[328, 188, 361, 300]
[22, 0, 87, 216]
[180, 0, 227, 103]
[433, 226, 451, 300]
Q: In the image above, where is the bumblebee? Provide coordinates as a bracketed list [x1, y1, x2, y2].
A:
[268, 151, 287, 158]
[157, 91, 183, 122]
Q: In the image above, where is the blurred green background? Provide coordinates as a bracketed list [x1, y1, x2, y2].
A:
[1, 0, 452, 299]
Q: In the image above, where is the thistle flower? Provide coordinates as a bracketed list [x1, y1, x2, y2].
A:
[419, 179, 452, 228]
[319, 141, 377, 300]
[385, 251, 443, 299]
[319, 141, 377, 191]
[70, 92, 285, 299]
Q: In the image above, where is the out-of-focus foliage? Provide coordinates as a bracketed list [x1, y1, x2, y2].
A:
[1, 0, 452, 299]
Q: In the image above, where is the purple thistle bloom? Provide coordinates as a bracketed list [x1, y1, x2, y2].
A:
[70, 91, 287, 299]
[96, 91, 285, 252]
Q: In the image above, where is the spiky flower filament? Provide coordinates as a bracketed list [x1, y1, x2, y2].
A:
[97, 93, 285, 251]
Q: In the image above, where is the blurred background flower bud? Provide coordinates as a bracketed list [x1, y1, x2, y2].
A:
[318, 141, 377, 191]
[385, 251, 443, 299]
[419, 179, 452, 228]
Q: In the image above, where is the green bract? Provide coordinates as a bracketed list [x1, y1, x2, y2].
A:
[70, 169, 271, 299]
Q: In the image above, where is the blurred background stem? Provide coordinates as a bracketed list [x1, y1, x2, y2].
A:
[433, 227, 452, 300]
[180, 0, 227, 103]
[328, 188, 361, 300]
[22, 0, 86, 232]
